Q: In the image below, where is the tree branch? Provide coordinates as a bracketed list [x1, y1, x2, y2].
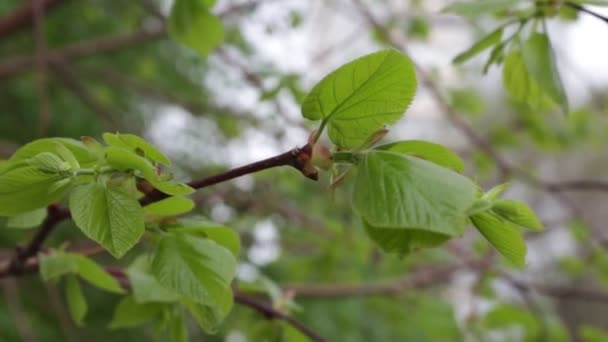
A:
[0, 143, 318, 278]
[566, 2, 608, 24]
[0, 0, 66, 40]
[0, 23, 167, 79]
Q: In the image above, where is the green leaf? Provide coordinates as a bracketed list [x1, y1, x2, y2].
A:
[443, 0, 519, 17]
[353, 150, 477, 236]
[0, 161, 71, 216]
[28, 152, 73, 174]
[127, 256, 181, 303]
[74, 254, 125, 293]
[172, 219, 240, 256]
[144, 196, 194, 217]
[6, 208, 46, 229]
[69, 182, 145, 258]
[453, 27, 503, 64]
[109, 295, 164, 329]
[301, 49, 417, 148]
[151, 233, 237, 314]
[65, 275, 87, 326]
[39, 251, 79, 282]
[364, 219, 450, 254]
[502, 50, 551, 109]
[40, 252, 124, 293]
[522, 32, 568, 113]
[376, 140, 465, 173]
[492, 199, 544, 231]
[103, 133, 171, 166]
[471, 211, 527, 267]
[468, 199, 494, 216]
[185, 297, 233, 334]
[104, 146, 194, 196]
[169, 0, 224, 57]
[483, 183, 509, 201]
[10, 138, 97, 167]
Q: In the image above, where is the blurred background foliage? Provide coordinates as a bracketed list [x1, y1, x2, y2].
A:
[2, 0, 608, 341]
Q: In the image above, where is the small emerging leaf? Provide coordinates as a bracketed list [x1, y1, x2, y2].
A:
[471, 211, 527, 267]
[453, 27, 503, 64]
[492, 199, 544, 231]
[65, 275, 87, 326]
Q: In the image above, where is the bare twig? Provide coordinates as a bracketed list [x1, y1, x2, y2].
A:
[0, 143, 318, 278]
[234, 290, 326, 341]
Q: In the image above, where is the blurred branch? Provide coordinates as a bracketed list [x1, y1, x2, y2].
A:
[33, 0, 52, 136]
[565, 2, 608, 24]
[1, 278, 35, 342]
[544, 180, 608, 193]
[0, 0, 66, 40]
[233, 290, 326, 341]
[50, 59, 120, 129]
[0, 23, 167, 79]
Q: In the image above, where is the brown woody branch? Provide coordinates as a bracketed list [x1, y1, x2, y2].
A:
[84, 266, 327, 341]
[0, 143, 317, 278]
[0, 0, 66, 40]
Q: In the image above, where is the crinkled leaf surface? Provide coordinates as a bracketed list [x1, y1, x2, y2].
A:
[151, 233, 237, 313]
[69, 182, 144, 258]
[302, 49, 416, 148]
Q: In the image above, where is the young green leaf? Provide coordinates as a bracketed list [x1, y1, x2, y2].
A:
[104, 146, 194, 196]
[301, 49, 417, 148]
[144, 196, 195, 217]
[522, 32, 568, 113]
[151, 233, 237, 314]
[28, 152, 72, 174]
[353, 150, 477, 236]
[39, 251, 80, 282]
[0, 162, 72, 216]
[103, 133, 171, 166]
[364, 220, 450, 254]
[492, 199, 544, 231]
[453, 27, 504, 64]
[483, 183, 510, 201]
[10, 138, 97, 167]
[185, 297, 234, 334]
[471, 211, 527, 267]
[127, 256, 181, 303]
[6, 208, 46, 229]
[69, 182, 145, 258]
[171, 219, 241, 256]
[502, 50, 552, 109]
[65, 275, 87, 326]
[74, 255, 125, 293]
[375, 140, 465, 173]
[442, 0, 520, 17]
[109, 295, 165, 329]
[169, 0, 224, 57]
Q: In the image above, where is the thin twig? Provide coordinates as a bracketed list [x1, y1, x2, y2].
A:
[234, 290, 326, 342]
[0, 143, 318, 278]
[565, 2, 608, 24]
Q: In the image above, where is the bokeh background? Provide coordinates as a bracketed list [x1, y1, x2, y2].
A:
[2, 0, 608, 341]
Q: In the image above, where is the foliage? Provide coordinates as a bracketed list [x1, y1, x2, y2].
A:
[1, 0, 608, 341]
